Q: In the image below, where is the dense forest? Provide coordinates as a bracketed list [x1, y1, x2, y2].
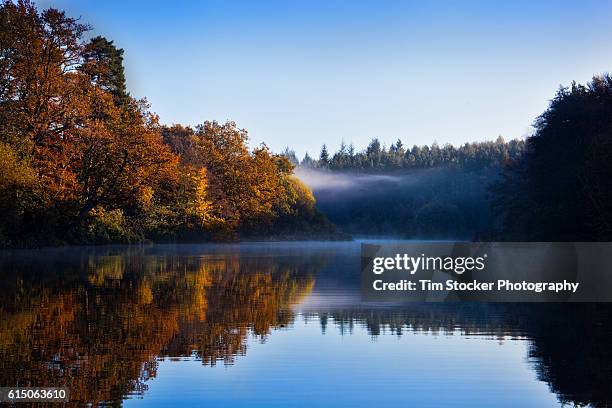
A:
[287, 138, 525, 238]
[0, 1, 335, 246]
[285, 136, 525, 172]
[1, 1, 611, 245]
[286, 74, 612, 241]
[492, 76, 612, 241]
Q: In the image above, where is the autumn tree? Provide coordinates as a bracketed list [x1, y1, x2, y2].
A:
[0, 1, 181, 243]
[0, 1, 334, 245]
[0, 1, 88, 198]
[192, 121, 295, 232]
[161, 121, 333, 239]
[0, 142, 38, 243]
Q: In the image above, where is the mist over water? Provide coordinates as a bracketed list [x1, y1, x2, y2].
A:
[295, 167, 498, 239]
[295, 167, 409, 190]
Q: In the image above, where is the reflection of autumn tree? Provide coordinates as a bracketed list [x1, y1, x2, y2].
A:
[163, 256, 316, 365]
[0, 249, 319, 405]
[0, 262, 183, 404]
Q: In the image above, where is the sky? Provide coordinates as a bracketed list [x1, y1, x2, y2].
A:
[39, 0, 612, 158]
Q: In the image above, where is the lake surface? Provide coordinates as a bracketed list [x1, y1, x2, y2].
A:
[0, 241, 611, 407]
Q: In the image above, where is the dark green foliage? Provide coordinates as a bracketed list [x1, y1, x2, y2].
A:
[302, 136, 525, 172]
[82, 36, 130, 106]
[306, 167, 498, 239]
[296, 137, 524, 238]
[493, 75, 612, 241]
[318, 144, 330, 166]
[281, 147, 299, 166]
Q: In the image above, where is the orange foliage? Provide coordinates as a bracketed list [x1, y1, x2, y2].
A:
[0, 0, 330, 245]
[0, 249, 320, 404]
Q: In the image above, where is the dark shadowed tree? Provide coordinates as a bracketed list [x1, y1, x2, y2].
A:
[81, 36, 130, 106]
[319, 144, 329, 167]
[281, 147, 299, 166]
[493, 75, 612, 240]
[301, 152, 314, 167]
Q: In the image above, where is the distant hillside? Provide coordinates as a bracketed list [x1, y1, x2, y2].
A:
[288, 138, 525, 239]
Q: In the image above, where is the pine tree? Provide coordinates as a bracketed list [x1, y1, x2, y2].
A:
[82, 36, 130, 106]
[319, 144, 329, 167]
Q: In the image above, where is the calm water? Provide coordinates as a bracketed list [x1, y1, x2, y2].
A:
[0, 241, 611, 407]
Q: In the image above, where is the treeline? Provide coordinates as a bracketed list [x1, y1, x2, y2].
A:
[302, 166, 499, 238]
[288, 74, 612, 241]
[288, 138, 525, 238]
[0, 1, 334, 246]
[284, 137, 525, 172]
[492, 75, 612, 241]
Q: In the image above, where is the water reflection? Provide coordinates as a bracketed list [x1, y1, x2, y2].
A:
[0, 243, 611, 407]
[0, 245, 319, 405]
[308, 305, 612, 407]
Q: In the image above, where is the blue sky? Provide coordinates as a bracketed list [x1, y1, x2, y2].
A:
[40, 0, 612, 158]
